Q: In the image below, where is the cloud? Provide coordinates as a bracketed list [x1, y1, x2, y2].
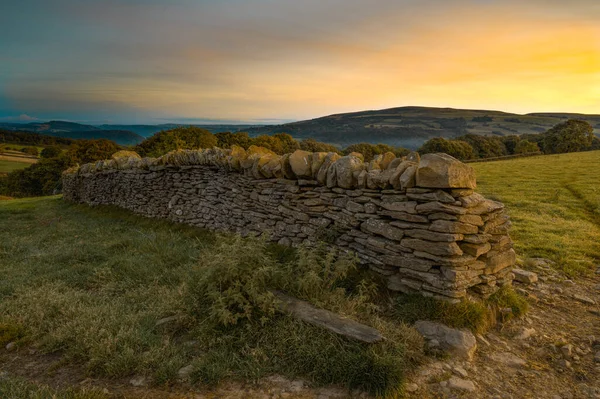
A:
[0, 114, 39, 122]
[1, 0, 599, 122]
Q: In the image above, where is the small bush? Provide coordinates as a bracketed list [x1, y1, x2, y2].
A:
[394, 286, 528, 334]
[487, 286, 529, 322]
[0, 321, 25, 346]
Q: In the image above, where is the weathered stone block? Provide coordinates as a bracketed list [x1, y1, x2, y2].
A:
[416, 153, 476, 189]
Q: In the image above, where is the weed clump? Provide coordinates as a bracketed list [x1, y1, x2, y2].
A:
[394, 286, 528, 334]
[184, 235, 420, 396]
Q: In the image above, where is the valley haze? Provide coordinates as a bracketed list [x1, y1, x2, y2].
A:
[2, 106, 599, 149]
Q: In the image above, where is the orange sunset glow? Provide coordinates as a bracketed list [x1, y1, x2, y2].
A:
[2, 0, 599, 123]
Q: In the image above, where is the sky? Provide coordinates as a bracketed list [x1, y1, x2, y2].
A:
[1, 0, 599, 124]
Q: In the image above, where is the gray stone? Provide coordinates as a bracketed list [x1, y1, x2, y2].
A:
[460, 242, 491, 257]
[407, 189, 455, 203]
[288, 150, 313, 178]
[404, 229, 463, 242]
[414, 320, 477, 361]
[177, 365, 194, 379]
[273, 291, 384, 343]
[514, 327, 536, 340]
[379, 200, 417, 213]
[401, 238, 463, 256]
[334, 155, 365, 189]
[512, 268, 538, 284]
[490, 352, 526, 367]
[416, 153, 476, 189]
[129, 376, 147, 387]
[399, 165, 417, 189]
[429, 220, 478, 234]
[415, 201, 467, 215]
[447, 377, 476, 392]
[381, 255, 433, 271]
[573, 294, 596, 305]
[361, 219, 404, 241]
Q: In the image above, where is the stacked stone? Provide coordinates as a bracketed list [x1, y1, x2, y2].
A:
[63, 147, 515, 301]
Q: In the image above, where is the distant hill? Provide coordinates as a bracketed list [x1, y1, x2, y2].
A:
[0, 121, 144, 146]
[243, 106, 600, 149]
[99, 124, 261, 137]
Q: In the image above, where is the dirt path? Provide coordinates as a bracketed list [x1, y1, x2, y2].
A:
[406, 260, 600, 399]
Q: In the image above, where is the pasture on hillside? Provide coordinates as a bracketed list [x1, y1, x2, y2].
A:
[472, 150, 600, 276]
[0, 159, 35, 174]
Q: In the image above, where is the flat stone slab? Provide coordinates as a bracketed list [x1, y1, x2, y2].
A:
[272, 291, 384, 344]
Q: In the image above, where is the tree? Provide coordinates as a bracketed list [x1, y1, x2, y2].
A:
[418, 137, 475, 161]
[343, 143, 406, 162]
[40, 146, 63, 159]
[457, 134, 507, 158]
[215, 132, 252, 149]
[514, 140, 540, 154]
[299, 139, 340, 153]
[22, 147, 39, 156]
[64, 139, 121, 164]
[501, 135, 521, 155]
[251, 133, 300, 154]
[135, 126, 217, 157]
[542, 119, 595, 154]
[1, 139, 122, 198]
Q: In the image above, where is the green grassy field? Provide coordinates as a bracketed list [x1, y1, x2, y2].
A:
[0, 159, 33, 173]
[472, 150, 600, 276]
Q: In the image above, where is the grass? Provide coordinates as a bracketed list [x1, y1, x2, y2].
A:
[0, 376, 107, 399]
[0, 159, 33, 173]
[472, 150, 600, 276]
[393, 286, 529, 335]
[0, 196, 422, 397]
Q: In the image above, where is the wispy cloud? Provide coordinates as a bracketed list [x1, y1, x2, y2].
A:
[1, 0, 599, 122]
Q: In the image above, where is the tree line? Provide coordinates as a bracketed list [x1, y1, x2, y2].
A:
[418, 120, 599, 160]
[1, 119, 598, 198]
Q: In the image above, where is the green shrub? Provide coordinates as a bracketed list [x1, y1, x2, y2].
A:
[418, 137, 475, 160]
[40, 145, 63, 159]
[542, 119, 595, 154]
[135, 126, 217, 157]
[394, 286, 528, 334]
[0, 321, 25, 346]
[21, 147, 39, 156]
[514, 139, 540, 154]
[487, 286, 529, 322]
[394, 294, 490, 334]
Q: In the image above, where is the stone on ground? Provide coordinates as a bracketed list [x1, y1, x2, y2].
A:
[447, 376, 477, 392]
[272, 291, 384, 343]
[513, 268, 539, 284]
[490, 352, 527, 368]
[414, 320, 477, 361]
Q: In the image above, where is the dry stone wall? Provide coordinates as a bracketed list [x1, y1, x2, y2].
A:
[62, 146, 516, 301]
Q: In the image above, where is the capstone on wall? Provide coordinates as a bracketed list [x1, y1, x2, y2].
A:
[62, 147, 516, 301]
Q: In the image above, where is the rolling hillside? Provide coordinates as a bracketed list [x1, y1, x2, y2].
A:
[244, 106, 600, 149]
[99, 123, 259, 137]
[0, 121, 144, 146]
